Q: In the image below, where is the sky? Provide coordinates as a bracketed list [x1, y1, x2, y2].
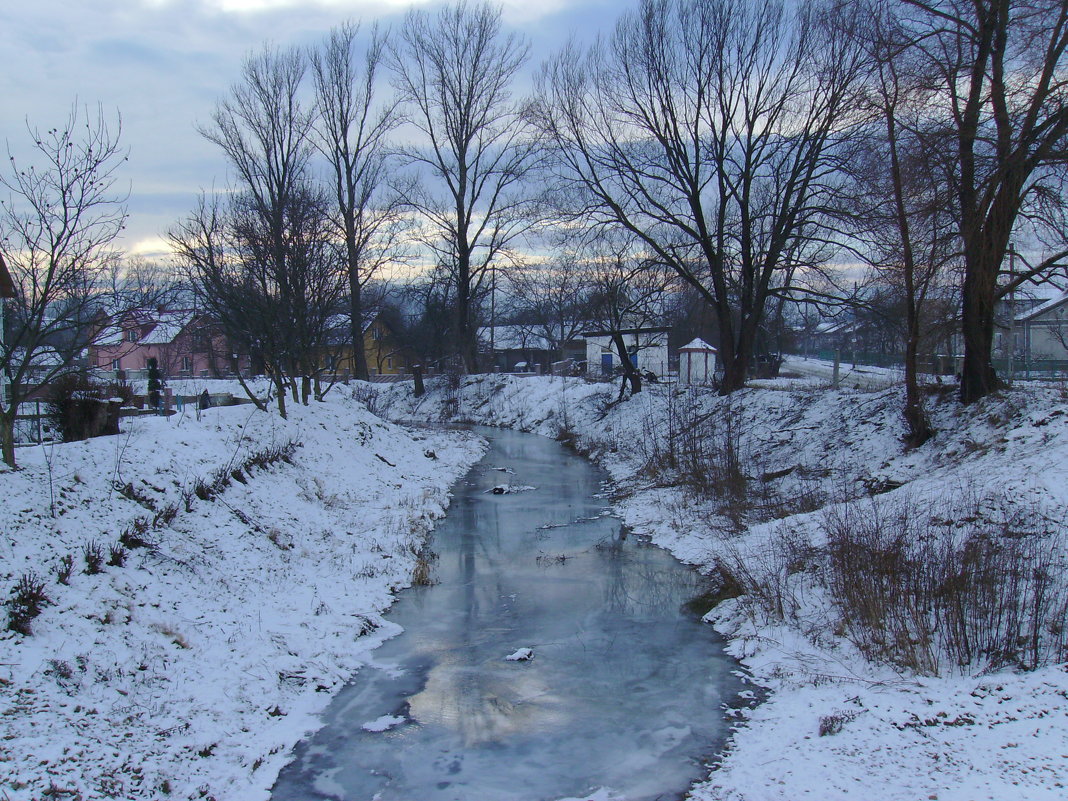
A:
[0, 0, 621, 262]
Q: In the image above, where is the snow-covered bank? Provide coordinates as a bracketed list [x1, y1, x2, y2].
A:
[374, 372, 1068, 801]
[0, 385, 483, 800]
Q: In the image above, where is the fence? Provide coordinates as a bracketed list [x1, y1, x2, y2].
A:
[808, 349, 1068, 381]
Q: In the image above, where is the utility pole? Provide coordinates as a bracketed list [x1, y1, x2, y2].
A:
[1007, 243, 1016, 384]
[489, 263, 496, 372]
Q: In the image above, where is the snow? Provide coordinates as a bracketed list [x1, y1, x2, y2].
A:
[360, 714, 406, 732]
[0, 383, 483, 800]
[504, 648, 535, 662]
[372, 370, 1068, 801]
[6, 363, 1068, 800]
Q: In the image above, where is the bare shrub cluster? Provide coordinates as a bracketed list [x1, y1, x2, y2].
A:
[6, 572, 52, 635]
[639, 388, 748, 503]
[716, 490, 1068, 676]
[636, 388, 833, 526]
[189, 440, 301, 504]
[713, 525, 822, 624]
[824, 494, 1068, 674]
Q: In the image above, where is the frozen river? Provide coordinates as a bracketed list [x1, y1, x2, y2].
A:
[271, 427, 740, 801]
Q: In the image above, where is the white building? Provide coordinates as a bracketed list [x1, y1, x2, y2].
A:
[583, 326, 670, 378]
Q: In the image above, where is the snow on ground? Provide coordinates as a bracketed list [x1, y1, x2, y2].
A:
[374, 369, 1068, 801]
[0, 382, 483, 800]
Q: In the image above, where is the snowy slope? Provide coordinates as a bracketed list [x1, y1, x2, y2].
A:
[375, 372, 1068, 801]
[1, 385, 483, 800]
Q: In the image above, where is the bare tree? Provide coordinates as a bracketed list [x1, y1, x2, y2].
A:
[580, 233, 674, 399]
[310, 21, 408, 381]
[893, 0, 1068, 403]
[178, 44, 344, 413]
[170, 184, 343, 416]
[534, 0, 869, 393]
[390, 0, 541, 372]
[846, 4, 960, 445]
[504, 252, 593, 360]
[0, 104, 128, 467]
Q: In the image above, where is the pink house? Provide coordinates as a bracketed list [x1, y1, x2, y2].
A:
[91, 310, 250, 380]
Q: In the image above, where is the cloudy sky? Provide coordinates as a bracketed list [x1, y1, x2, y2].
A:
[0, 0, 621, 261]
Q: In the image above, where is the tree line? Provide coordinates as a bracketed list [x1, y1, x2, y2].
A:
[2, 0, 1066, 464]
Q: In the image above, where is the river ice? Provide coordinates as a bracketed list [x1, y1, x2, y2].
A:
[271, 427, 741, 801]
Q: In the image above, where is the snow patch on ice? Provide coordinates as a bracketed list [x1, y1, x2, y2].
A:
[361, 714, 406, 732]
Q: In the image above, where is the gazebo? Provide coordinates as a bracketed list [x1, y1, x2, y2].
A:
[678, 338, 718, 385]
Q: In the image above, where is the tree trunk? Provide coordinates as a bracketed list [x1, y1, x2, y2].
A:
[903, 330, 932, 447]
[1, 410, 16, 468]
[348, 268, 370, 381]
[959, 253, 1001, 404]
[412, 364, 425, 397]
[456, 251, 479, 373]
[301, 374, 311, 405]
[611, 333, 641, 399]
[275, 375, 288, 419]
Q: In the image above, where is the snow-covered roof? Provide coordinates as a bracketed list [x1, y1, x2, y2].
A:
[140, 311, 195, 345]
[94, 324, 126, 346]
[0, 252, 15, 298]
[479, 325, 556, 351]
[679, 337, 716, 352]
[1016, 292, 1068, 323]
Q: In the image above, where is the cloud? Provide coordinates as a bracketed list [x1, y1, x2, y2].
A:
[1, 0, 621, 256]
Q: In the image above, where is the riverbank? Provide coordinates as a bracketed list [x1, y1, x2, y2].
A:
[373, 370, 1068, 801]
[0, 385, 483, 800]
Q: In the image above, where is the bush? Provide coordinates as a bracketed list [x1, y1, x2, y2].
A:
[55, 554, 74, 585]
[47, 373, 120, 442]
[83, 541, 105, 574]
[107, 543, 128, 567]
[823, 493, 1068, 674]
[7, 572, 52, 635]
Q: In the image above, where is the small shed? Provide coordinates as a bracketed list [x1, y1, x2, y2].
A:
[583, 326, 671, 378]
[678, 338, 718, 385]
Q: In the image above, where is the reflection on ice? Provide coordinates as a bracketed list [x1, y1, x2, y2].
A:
[407, 652, 567, 746]
[272, 427, 740, 801]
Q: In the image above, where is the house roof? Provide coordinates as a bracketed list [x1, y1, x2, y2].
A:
[582, 326, 671, 338]
[94, 309, 196, 347]
[140, 311, 195, 344]
[679, 337, 716, 352]
[0, 252, 15, 298]
[479, 325, 558, 351]
[1016, 292, 1068, 323]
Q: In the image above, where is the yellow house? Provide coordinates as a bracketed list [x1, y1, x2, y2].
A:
[363, 315, 414, 375]
[320, 313, 415, 377]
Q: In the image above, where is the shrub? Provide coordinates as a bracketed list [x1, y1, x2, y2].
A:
[56, 554, 74, 585]
[107, 543, 128, 567]
[7, 572, 52, 635]
[83, 541, 105, 574]
[824, 492, 1068, 674]
[46, 373, 117, 442]
[119, 517, 154, 549]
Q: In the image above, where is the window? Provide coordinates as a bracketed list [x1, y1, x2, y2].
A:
[386, 356, 394, 369]
[372, 326, 383, 341]
[111, 359, 120, 370]
[125, 329, 138, 342]
[182, 356, 192, 373]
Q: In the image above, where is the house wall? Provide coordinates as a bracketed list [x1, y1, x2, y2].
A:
[1024, 319, 1068, 360]
[585, 333, 669, 377]
[363, 320, 412, 375]
[92, 334, 247, 379]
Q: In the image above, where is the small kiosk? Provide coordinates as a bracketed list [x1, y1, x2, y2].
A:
[678, 338, 718, 385]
